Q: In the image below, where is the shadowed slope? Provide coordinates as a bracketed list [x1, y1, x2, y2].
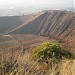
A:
[0, 16, 23, 34]
[0, 12, 43, 34]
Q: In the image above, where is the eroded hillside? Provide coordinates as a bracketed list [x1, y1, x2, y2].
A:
[7, 10, 75, 51]
[9, 10, 75, 40]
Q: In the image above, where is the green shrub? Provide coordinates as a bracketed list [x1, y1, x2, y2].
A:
[32, 42, 74, 65]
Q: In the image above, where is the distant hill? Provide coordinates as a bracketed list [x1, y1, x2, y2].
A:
[0, 10, 75, 40]
[8, 10, 75, 39]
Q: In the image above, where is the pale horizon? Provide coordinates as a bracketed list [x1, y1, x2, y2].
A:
[0, 0, 74, 9]
[0, 0, 74, 16]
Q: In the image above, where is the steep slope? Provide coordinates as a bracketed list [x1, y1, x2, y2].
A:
[0, 12, 43, 34]
[9, 10, 75, 39]
[6, 12, 44, 34]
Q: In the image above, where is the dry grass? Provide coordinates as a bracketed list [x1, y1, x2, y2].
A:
[0, 34, 75, 75]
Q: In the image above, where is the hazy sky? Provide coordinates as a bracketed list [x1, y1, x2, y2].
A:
[0, 0, 74, 9]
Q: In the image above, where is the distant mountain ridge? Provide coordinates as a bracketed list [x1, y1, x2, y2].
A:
[8, 10, 75, 39]
[0, 10, 75, 40]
